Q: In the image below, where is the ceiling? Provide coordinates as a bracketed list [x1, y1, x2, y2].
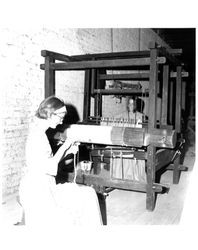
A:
[152, 28, 196, 83]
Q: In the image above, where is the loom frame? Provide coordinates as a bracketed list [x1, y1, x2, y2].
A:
[40, 42, 188, 211]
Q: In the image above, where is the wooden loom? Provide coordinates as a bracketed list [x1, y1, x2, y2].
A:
[40, 42, 188, 211]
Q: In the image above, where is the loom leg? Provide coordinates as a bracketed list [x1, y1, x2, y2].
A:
[146, 190, 156, 211]
[173, 156, 181, 184]
[146, 145, 156, 211]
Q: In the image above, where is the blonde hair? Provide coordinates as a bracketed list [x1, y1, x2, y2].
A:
[35, 96, 65, 119]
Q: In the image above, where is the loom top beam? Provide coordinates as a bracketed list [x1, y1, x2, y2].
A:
[40, 57, 166, 71]
[41, 48, 182, 61]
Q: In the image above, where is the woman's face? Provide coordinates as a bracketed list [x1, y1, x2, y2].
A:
[48, 106, 67, 129]
[128, 99, 135, 113]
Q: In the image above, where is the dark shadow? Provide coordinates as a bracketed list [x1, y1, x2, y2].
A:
[180, 131, 195, 166]
[155, 107, 194, 184]
[136, 97, 145, 114]
[63, 103, 80, 127]
[179, 108, 195, 165]
[46, 103, 80, 183]
[55, 144, 90, 184]
[55, 103, 80, 132]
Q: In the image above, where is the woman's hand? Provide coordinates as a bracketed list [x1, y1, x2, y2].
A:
[53, 139, 79, 164]
[66, 142, 80, 155]
[61, 139, 74, 150]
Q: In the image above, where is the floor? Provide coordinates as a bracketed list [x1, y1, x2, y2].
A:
[1, 131, 195, 226]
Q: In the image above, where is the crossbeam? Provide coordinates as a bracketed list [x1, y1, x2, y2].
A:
[40, 57, 166, 70]
[67, 173, 166, 193]
[98, 71, 188, 81]
[93, 89, 148, 95]
[99, 73, 150, 80]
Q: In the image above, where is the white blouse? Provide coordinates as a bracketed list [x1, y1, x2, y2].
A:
[25, 118, 57, 177]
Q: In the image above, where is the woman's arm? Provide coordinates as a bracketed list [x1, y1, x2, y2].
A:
[45, 139, 74, 176]
[53, 139, 73, 164]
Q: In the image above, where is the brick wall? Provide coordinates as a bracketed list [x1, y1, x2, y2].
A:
[1, 28, 168, 201]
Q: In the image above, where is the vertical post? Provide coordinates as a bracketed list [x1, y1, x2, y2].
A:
[91, 69, 96, 96]
[94, 69, 101, 123]
[94, 69, 105, 122]
[83, 70, 91, 122]
[181, 81, 186, 130]
[44, 56, 55, 98]
[182, 81, 186, 111]
[148, 50, 158, 129]
[175, 66, 182, 133]
[173, 66, 182, 184]
[161, 65, 169, 126]
[146, 46, 158, 211]
[169, 80, 174, 125]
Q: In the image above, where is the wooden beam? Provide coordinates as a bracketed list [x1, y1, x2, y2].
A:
[83, 70, 91, 122]
[146, 47, 158, 211]
[70, 50, 151, 60]
[161, 65, 169, 126]
[67, 173, 164, 193]
[148, 43, 182, 65]
[41, 49, 183, 65]
[175, 66, 182, 133]
[91, 68, 97, 95]
[146, 145, 156, 211]
[40, 57, 166, 71]
[41, 50, 72, 62]
[167, 164, 188, 171]
[91, 149, 147, 160]
[44, 56, 55, 98]
[170, 71, 189, 78]
[94, 69, 103, 119]
[93, 89, 148, 95]
[169, 81, 174, 125]
[148, 49, 158, 128]
[182, 81, 186, 110]
[173, 156, 181, 184]
[159, 47, 182, 66]
[110, 82, 142, 89]
[100, 71, 189, 80]
[99, 73, 150, 80]
[166, 48, 183, 55]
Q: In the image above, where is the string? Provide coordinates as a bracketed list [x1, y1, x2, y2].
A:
[73, 152, 77, 183]
[121, 151, 124, 179]
[73, 144, 79, 183]
[110, 148, 113, 179]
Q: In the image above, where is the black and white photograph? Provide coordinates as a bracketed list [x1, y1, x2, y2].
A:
[0, 1, 197, 249]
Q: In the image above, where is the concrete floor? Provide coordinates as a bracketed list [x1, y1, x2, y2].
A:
[1, 132, 195, 226]
[106, 169, 191, 225]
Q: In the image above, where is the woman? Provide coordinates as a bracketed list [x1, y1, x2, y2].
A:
[126, 97, 145, 127]
[19, 96, 102, 226]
